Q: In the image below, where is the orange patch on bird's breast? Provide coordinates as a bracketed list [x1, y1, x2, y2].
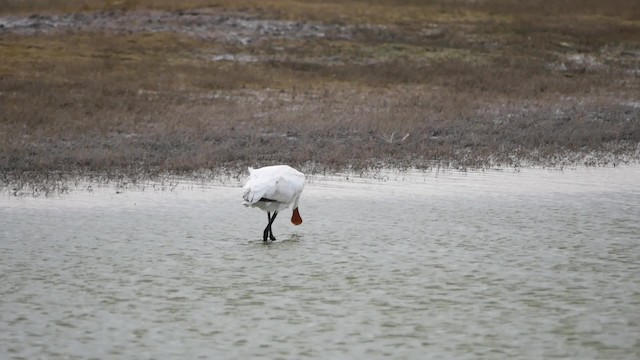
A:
[291, 208, 302, 225]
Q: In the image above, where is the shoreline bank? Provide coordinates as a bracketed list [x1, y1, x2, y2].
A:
[2, 2, 639, 188]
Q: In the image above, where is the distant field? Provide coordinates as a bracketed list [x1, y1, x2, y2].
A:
[1, 0, 639, 187]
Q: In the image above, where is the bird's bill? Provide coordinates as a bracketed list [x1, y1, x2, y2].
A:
[291, 207, 302, 225]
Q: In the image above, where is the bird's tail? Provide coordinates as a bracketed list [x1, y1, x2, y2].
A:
[243, 168, 256, 206]
[242, 188, 252, 206]
[242, 184, 266, 206]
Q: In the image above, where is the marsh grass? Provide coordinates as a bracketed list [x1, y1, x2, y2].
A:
[1, 0, 639, 189]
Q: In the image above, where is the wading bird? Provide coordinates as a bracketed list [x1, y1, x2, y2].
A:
[242, 165, 305, 242]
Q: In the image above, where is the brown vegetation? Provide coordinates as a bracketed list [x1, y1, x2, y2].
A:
[1, 0, 639, 187]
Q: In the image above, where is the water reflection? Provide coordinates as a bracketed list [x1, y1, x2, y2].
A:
[1, 166, 639, 359]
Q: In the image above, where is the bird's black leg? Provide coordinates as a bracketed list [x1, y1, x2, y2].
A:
[263, 212, 271, 242]
[268, 212, 278, 241]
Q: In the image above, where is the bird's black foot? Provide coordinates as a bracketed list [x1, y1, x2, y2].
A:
[269, 234, 276, 241]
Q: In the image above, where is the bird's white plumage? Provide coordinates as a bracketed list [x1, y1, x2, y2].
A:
[242, 165, 305, 213]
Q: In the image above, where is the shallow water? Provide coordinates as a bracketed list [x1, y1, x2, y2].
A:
[1, 166, 639, 359]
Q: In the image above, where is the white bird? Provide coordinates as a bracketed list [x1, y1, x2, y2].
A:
[242, 165, 305, 242]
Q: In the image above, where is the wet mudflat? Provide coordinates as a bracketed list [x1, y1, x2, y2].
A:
[1, 166, 639, 359]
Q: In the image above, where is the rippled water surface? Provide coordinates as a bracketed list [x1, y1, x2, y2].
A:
[1, 167, 640, 359]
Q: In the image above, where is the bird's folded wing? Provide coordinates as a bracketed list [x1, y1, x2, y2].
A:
[268, 175, 301, 203]
[243, 173, 303, 205]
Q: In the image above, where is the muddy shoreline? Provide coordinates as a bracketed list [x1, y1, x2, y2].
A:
[0, 9, 356, 42]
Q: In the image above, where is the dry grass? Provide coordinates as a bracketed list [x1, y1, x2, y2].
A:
[1, 0, 639, 188]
